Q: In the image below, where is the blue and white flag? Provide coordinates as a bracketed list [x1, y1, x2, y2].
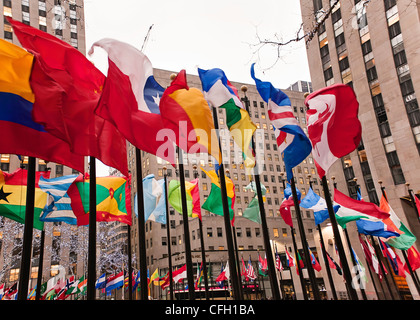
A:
[300, 187, 340, 225]
[356, 219, 401, 239]
[39, 174, 78, 225]
[95, 273, 106, 289]
[250, 63, 312, 181]
[134, 174, 167, 224]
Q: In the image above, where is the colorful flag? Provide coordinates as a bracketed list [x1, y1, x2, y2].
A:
[39, 174, 78, 225]
[0, 39, 85, 173]
[172, 264, 187, 283]
[198, 67, 256, 169]
[379, 239, 404, 277]
[404, 246, 420, 274]
[106, 271, 124, 292]
[356, 218, 401, 239]
[246, 258, 257, 280]
[201, 168, 235, 224]
[333, 188, 389, 228]
[258, 253, 268, 276]
[194, 262, 204, 290]
[285, 248, 295, 267]
[242, 181, 266, 224]
[138, 174, 167, 224]
[159, 69, 221, 164]
[95, 273, 106, 289]
[305, 84, 361, 178]
[415, 195, 420, 218]
[359, 235, 383, 279]
[216, 261, 230, 282]
[308, 247, 322, 272]
[168, 178, 201, 219]
[251, 63, 312, 181]
[324, 249, 342, 275]
[0, 168, 50, 230]
[160, 272, 170, 290]
[149, 268, 160, 287]
[300, 187, 340, 225]
[88, 38, 175, 164]
[275, 249, 283, 271]
[8, 18, 128, 176]
[380, 194, 416, 250]
[67, 174, 132, 226]
[0, 284, 4, 299]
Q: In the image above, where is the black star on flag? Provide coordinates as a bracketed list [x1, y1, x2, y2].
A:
[0, 186, 12, 203]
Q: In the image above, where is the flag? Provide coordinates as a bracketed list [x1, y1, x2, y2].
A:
[380, 194, 416, 250]
[251, 63, 312, 181]
[201, 168, 235, 224]
[8, 18, 128, 176]
[296, 252, 304, 276]
[67, 174, 132, 226]
[95, 273, 106, 289]
[415, 195, 420, 218]
[194, 262, 204, 290]
[333, 188, 389, 228]
[3, 283, 17, 300]
[159, 69, 221, 164]
[106, 271, 124, 292]
[279, 183, 298, 227]
[198, 67, 256, 169]
[352, 246, 368, 284]
[0, 284, 4, 299]
[308, 247, 322, 272]
[216, 261, 230, 282]
[359, 235, 383, 279]
[285, 248, 295, 267]
[149, 268, 160, 287]
[305, 83, 361, 178]
[404, 246, 420, 274]
[0, 39, 85, 173]
[275, 249, 283, 271]
[258, 253, 268, 276]
[379, 239, 404, 277]
[242, 181, 266, 224]
[172, 264, 187, 283]
[160, 272, 170, 290]
[356, 218, 401, 239]
[241, 257, 249, 281]
[325, 249, 342, 275]
[0, 168, 50, 230]
[217, 263, 225, 288]
[76, 275, 87, 295]
[88, 38, 175, 164]
[168, 178, 201, 219]
[246, 258, 257, 280]
[300, 187, 340, 225]
[39, 174, 78, 225]
[138, 174, 167, 224]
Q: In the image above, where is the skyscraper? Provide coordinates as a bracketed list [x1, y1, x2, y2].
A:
[300, 0, 420, 299]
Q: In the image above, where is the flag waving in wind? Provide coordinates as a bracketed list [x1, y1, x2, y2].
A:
[251, 63, 312, 181]
[305, 84, 361, 178]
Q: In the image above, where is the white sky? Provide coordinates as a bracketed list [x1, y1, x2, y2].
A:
[82, 0, 312, 175]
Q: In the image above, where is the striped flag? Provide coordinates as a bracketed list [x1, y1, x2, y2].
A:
[246, 258, 257, 280]
[251, 63, 312, 181]
[39, 174, 78, 225]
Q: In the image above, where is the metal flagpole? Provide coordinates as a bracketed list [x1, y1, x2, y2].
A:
[210, 107, 241, 299]
[87, 156, 97, 300]
[17, 156, 36, 300]
[163, 166, 174, 300]
[241, 86, 281, 300]
[308, 175, 338, 300]
[193, 165, 210, 300]
[321, 175, 359, 300]
[177, 146, 195, 300]
[136, 148, 149, 300]
[280, 173, 307, 300]
[290, 176, 321, 300]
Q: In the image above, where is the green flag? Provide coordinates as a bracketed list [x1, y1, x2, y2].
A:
[242, 182, 266, 224]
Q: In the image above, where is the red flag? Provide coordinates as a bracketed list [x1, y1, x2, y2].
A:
[279, 198, 294, 227]
[305, 84, 361, 178]
[8, 18, 128, 176]
[404, 246, 420, 274]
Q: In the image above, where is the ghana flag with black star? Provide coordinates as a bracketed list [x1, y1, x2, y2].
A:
[0, 168, 50, 230]
[67, 174, 132, 225]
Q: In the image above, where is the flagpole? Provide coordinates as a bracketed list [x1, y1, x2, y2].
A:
[17, 156, 36, 300]
[193, 165, 210, 300]
[280, 173, 308, 299]
[210, 107, 241, 299]
[135, 148, 149, 300]
[176, 146, 195, 300]
[35, 228, 45, 300]
[241, 86, 281, 300]
[163, 166, 174, 300]
[321, 175, 359, 300]
[308, 176, 338, 300]
[406, 183, 420, 223]
[86, 156, 97, 300]
[290, 176, 322, 300]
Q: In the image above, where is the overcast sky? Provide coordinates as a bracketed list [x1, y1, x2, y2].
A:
[82, 0, 312, 175]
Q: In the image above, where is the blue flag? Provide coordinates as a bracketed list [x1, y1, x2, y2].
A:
[250, 63, 312, 181]
[300, 187, 340, 225]
[356, 219, 401, 239]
